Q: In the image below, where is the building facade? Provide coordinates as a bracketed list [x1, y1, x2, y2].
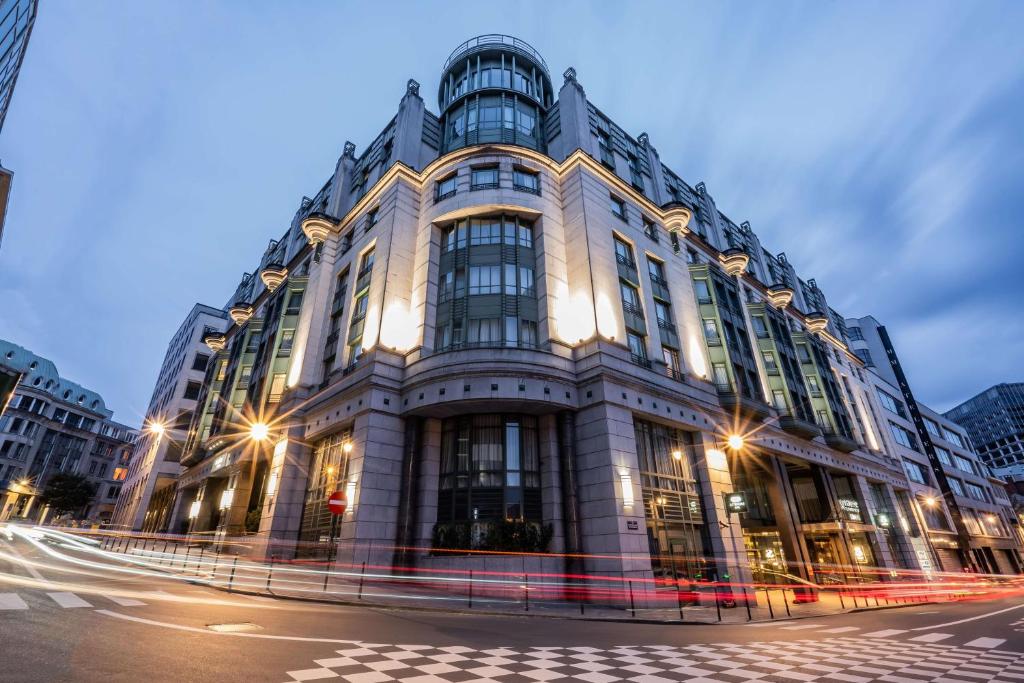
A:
[110, 304, 229, 531]
[166, 35, 1018, 589]
[0, 339, 138, 523]
[847, 317, 1022, 573]
[0, 0, 39, 247]
[945, 384, 1024, 483]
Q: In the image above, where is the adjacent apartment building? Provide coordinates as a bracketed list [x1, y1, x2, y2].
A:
[110, 303, 229, 532]
[847, 317, 1021, 574]
[153, 35, 1019, 589]
[0, 339, 137, 523]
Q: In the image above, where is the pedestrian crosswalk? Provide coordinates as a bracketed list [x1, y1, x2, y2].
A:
[749, 621, 1011, 650]
[0, 591, 149, 610]
[283, 636, 1024, 683]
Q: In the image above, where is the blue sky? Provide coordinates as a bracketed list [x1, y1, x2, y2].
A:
[1, 1, 1022, 426]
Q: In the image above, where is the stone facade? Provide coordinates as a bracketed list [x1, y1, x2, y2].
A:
[165, 35, 1021, 591]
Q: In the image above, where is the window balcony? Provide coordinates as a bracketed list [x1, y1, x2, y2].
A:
[778, 414, 822, 440]
[629, 353, 652, 369]
[822, 431, 859, 453]
[434, 189, 456, 204]
[513, 183, 540, 195]
[470, 182, 500, 191]
[716, 387, 773, 423]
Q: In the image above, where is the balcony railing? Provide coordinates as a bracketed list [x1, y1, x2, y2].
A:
[513, 183, 541, 195]
[470, 182, 500, 191]
[630, 353, 652, 369]
[622, 301, 645, 320]
[434, 189, 456, 204]
[444, 34, 548, 72]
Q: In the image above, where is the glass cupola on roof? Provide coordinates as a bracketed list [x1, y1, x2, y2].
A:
[438, 35, 553, 154]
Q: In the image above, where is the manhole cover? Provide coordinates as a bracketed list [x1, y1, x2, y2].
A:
[207, 622, 262, 633]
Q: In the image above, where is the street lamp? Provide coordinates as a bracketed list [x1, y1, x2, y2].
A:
[726, 434, 745, 451]
[923, 496, 938, 507]
[148, 421, 166, 436]
[249, 422, 270, 441]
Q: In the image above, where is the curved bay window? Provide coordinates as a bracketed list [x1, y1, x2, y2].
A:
[444, 95, 542, 152]
[633, 419, 709, 584]
[435, 214, 539, 351]
[436, 415, 541, 531]
[297, 430, 352, 557]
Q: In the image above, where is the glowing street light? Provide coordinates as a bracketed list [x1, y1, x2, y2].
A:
[148, 421, 166, 436]
[343, 441, 354, 454]
[671, 449, 683, 461]
[726, 434, 745, 451]
[250, 422, 270, 441]
[923, 496, 938, 507]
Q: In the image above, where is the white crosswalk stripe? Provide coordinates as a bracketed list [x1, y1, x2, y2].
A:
[909, 632, 954, 642]
[964, 637, 1006, 649]
[820, 626, 860, 633]
[0, 593, 28, 610]
[47, 592, 92, 608]
[779, 623, 822, 630]
[106, 595, 146, 607]
[863, 629, 908, 637]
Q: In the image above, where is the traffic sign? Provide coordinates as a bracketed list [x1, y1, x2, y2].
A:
[327, 490, 347, 516]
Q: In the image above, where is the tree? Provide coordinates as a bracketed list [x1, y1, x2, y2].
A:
[39, 473, 95, 518]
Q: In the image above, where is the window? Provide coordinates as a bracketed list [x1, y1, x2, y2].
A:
[662, 347, 681, 378]
[443, 222, 467, 251]
[751, 316, 769, 338]
[468, 266, 501, 295]
[877, 389, 907, 418]
[693, 279, 712, 304]
[518, 267, 535, 296]
[806, 375, 822, 396]
[183, 381, 202, 401]
[268, 374, 287, 403]
[191, 353, 210, 372]
[597, 129, 615, 167]
[890, 422, 916, 450]
[847, 326, 864, 341]
[277, 329, 295, 356]
[467, 318, 501, 344]
[702, 319, 720, 343]
[761, 351, 778, 373]
[613, 236, 635, 268]
[948, 477, 963, 495]
[854, 348, 873, 366]
[934, 446, 952, 466]
[712, 363, 730, 389]
[627, 332, 648, 363]
[352, 292, 369, 321]
[923, 418, 941, 438]
[285, 290, 304, 315]
[642, 217, 658, 241]
[470, 166, 499, 190]
[965, 482, 986, 501]
[943, 429, 965, 448]
[436, 415, 541, 526]
[903, 460, 926, 484]
[620, 281, 643, 318]
[112, 467, 127, 481]
[365, 207, 379, 230]
[469, 217, 502, 245]
[954, 454, 974, 474]
[435, 174, 457, 201]
[610, 195, 627, 220]
[772, 389, 787, 410]
[512, 168, 539, 194]
[647, 258, 667, 286]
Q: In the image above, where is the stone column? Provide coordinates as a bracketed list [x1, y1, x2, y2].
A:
[766, 456, 815, 582]
[254, 425, 313, 560]
[538, 414, 566, 555]
[694, 433, 754, 596]
[393, 417, 423, 568]
[412, 418, 442, 554]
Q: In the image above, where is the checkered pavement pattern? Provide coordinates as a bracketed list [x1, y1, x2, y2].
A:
[284, 636, 1024, 682]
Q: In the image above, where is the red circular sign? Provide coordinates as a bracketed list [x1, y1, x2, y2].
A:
[327, 490, 347, 516]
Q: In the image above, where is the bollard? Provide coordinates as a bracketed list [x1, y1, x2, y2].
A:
[358, 561, 366, 599]
[227, 557, 238, 592]
[628, 580, 635, 618]
[764, 587, 775, 619]
[676, 579, 685, 622]
[745, 590, 752, 622]
[266, 559, 274, 593]
[839, 588, 846, 610]
[524, 573, 530, 612]
[196, 546, 205, 576]
[468, 570, 473, 608]
[322, 563, 330, 593]
[183, 544, 191, 570]
[714, 583, 722, 622]
[782, 588, 791, 618]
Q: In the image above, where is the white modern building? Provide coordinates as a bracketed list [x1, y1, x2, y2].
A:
[111, 303, 228, 531]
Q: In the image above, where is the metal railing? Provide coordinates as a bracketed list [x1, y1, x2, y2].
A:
[444, 35, 548, 72]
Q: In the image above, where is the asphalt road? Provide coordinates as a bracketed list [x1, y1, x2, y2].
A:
[1, 531, 1023, 682]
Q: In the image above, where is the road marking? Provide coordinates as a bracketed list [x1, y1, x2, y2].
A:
[48, 591, 92, 608]
[747, 621, 794, 627]
[863, 629, 907, 637]
[95, 610, 365, 644]
[106, 595, 146, 607]
[820, 626, 860, 633]
[779, 623, 821, 630]
[0, 592, 28, 609]
[0, 539, 49, 583]
[964, 637, 1006, 649]
[910, 602, 1024, 631]
[909, 633, 953, 642]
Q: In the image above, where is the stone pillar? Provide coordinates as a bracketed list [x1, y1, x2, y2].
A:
[572, 402, 651, 581]
[254, 426, 313, 560]
[337, 410, 406, 568]
[393, 417, 423, 567]
[694, 433, 754, 594]
[413, 418, 442, 554]
[538, 414, 566, 555]
[766, 456, 815, 582]
[556, 412, 582, 571]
